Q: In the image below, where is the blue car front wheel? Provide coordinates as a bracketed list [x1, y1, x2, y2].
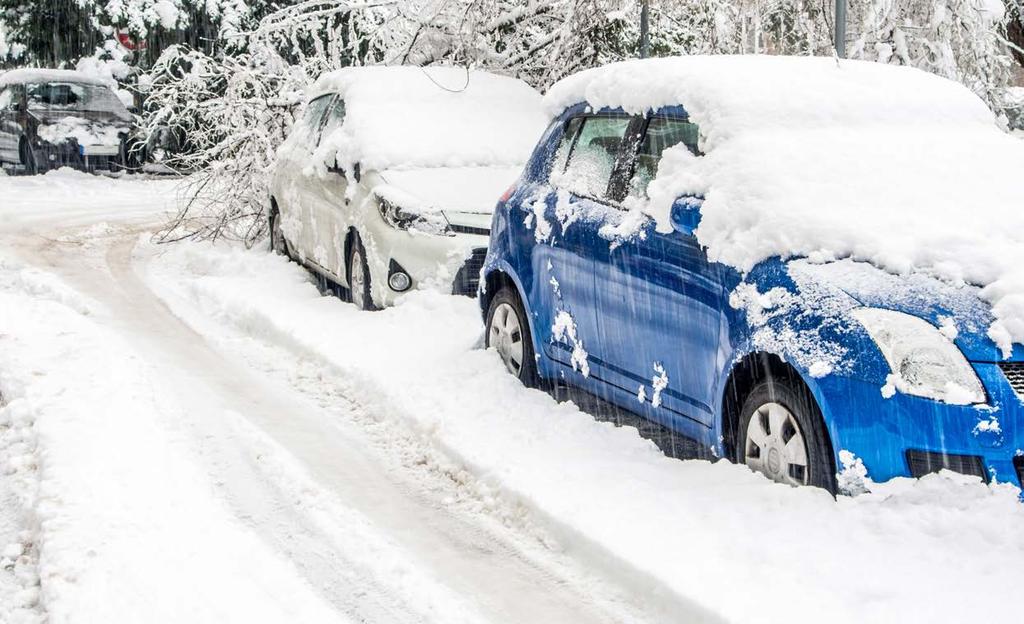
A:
[736, 379, 836, 493]
[486, 287, 540, 388]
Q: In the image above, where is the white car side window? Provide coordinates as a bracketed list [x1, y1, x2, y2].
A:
[296, 95, 334, 149]
[317, 98, 346, 148]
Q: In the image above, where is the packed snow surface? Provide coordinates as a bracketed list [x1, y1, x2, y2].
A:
[310, 66, 547, 171]
[544, 55, 1024, 355]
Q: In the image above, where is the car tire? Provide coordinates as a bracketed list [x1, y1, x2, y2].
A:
[735, 378, 836, 493]
[347, 235, 377, 311]
[268, 205, 292, 260]
[485, 287, 540, 387]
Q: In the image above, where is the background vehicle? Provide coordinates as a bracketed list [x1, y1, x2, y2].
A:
[0, 68, 138, 174]
[268, 66, 546, 310]
[481, 55, 1024, 493]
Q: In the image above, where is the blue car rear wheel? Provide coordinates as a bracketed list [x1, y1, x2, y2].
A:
[486, 287, 540, 388]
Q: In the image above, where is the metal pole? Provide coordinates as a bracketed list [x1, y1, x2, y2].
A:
[834, 0, 847, 58]
[640, 0, 650, 59]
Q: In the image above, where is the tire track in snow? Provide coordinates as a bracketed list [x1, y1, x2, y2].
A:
[11, 223, 658, 623]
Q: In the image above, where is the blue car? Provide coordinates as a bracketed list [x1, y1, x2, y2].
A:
[479, 58, 1024, 493]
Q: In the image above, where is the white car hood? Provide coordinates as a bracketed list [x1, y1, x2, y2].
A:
[377, 166, 521, 221]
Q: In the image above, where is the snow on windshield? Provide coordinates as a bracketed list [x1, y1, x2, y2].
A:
[308, 66, 547, 172]
[544, 55, 1024, 356]
[25, 81, 127, 116]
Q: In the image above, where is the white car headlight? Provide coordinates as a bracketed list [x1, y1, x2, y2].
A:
[378, 198, 451, 236]
[852, 308, 985, 405]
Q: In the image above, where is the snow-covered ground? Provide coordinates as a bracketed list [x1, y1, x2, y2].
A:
[1, 170, 1023, 624]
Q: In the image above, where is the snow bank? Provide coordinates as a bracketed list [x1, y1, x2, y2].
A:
[309, 66, 547, 171]
[146, 240, 1024, 624]
[544, 55, 1024, 355]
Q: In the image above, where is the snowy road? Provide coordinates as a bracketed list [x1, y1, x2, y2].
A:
[2, 172, 1023, 624]
[0, 173, 670, 622]
[33, 232, 651, 623]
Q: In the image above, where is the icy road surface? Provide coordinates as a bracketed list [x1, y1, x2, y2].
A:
[1, 170, 1023, 624]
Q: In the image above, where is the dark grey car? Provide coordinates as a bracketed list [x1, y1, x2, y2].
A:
[0, 68, 138, 174]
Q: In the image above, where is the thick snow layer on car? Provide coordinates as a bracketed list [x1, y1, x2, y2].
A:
[37, 116, 124, 147]
[544, 55, 1024, 356]
[0, 68, 108, 87]
[310, 66, 547, 171]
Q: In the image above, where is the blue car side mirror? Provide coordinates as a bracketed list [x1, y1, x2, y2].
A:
[670, 197, 703, 235]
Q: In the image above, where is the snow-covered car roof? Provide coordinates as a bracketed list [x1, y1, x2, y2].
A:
[546, 55, 1024, 357]
[543, 55, 997, 138]
[0, 68, 110, 87]
[309, 66, 547, 171]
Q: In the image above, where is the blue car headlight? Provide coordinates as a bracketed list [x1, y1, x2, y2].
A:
[852, 308, 985, 405]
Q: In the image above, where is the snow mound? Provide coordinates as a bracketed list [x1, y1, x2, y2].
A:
[544, 55, 1024, 356]
[310, 66, 547, 171]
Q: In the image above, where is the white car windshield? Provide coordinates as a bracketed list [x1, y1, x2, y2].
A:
[378, 166, 522, 215]
[26, 82, 130, 118]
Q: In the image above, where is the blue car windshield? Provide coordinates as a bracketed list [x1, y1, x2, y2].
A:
[26, 82, 130, 118]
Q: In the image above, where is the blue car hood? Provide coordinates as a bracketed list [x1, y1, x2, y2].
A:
[785, 259, 1021, 363]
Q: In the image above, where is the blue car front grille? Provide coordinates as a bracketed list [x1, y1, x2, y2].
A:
[999, 362, 1024, 398]
[1014, 456, 1024, 488]
[906, 450, 989, 483]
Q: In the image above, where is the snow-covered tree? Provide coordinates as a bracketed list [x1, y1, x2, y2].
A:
[848, 0, 1016, 111]
[141, 0, 1022, 245]
[0, 0, 278, 68]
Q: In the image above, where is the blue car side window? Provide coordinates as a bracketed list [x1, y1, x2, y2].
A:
[556, 115, 633, 201]
[548, 116, 583, 179]
[628, 116, 701, 199]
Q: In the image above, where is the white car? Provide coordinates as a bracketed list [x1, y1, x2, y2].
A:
[268, 66, 546, 309]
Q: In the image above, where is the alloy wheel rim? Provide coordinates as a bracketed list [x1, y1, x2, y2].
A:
[489, 302, 525, 377]
[744, 402, 810, 486]
[351, 249, 366, 309]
